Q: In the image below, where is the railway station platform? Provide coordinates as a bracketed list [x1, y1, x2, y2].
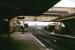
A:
[7, 32, 47, 50]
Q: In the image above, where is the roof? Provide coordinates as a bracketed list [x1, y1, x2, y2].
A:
[51, 13, 75, 21]
[43, 11, 69, 16]
[0, 0, 60, 20]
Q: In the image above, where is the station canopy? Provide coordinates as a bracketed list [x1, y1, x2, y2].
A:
[0, 0, 60, 20]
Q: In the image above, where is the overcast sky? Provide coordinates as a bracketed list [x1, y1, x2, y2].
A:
[54, 0, 75, 7]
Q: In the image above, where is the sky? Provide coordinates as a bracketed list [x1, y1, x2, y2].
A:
[54, 0, 75, 7]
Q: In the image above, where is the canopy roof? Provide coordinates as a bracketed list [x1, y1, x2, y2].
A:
[0, 0, 60, 20]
